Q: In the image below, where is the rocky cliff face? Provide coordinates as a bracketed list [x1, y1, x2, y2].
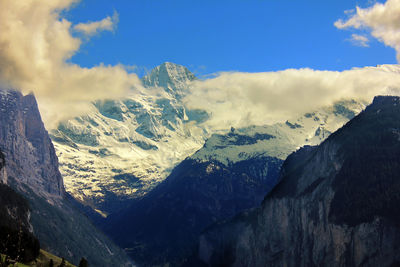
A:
[0, 89, 133, 266]
[0, 90, 64, 198]
[197, 96, 400, 267]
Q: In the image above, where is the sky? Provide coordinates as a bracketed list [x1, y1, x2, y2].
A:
[1, 0, 400, 129]
[65, 0, 395, 76]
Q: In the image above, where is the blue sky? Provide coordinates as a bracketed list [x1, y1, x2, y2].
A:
[65, 0, 395, 76]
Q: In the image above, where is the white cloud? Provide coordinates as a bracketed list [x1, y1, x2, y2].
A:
[74, 11, 119, 37]
[335, 0, 400, 61]
[184, 66, 400, 130]
[0, 0, 141, 128]
[350, 34, 370, 47]
[1, 0, 399, 133]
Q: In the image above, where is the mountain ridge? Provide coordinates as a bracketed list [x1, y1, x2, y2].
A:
[196, 95, 400, 267]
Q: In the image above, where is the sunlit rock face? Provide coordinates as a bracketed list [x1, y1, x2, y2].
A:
[0, 90, 64, 199]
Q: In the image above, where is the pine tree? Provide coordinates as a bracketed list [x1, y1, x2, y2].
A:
[58, 257, 66, 267]
[78, 257, 88, 267]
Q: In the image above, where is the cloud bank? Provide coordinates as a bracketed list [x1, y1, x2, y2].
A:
[1, 0, 399, 133]
[0, 0, 141, 128]
[184, 0, 400, 131]
[335, 0, 400, 61]
[184, 65, 400, 130]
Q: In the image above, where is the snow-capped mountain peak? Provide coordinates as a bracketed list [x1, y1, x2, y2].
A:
[142, 62, 196, 98]
[51, 63, 207, 214]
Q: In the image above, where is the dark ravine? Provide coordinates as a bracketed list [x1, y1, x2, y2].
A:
[197, 96, 400, 267]
[0, 89, 133, 266]
[105, 155, 283, 266]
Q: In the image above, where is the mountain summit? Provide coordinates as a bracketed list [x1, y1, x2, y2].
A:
[142, 62, 196, 98]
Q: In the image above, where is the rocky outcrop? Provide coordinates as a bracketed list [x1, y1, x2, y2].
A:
[0, 90, 64, 198]
[197, 96, 400, 267]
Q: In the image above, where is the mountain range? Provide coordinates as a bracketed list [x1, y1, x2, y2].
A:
[47, 62, 372, 266]
[50, 62, 366, 218]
